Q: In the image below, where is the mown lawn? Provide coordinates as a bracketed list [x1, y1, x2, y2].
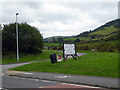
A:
[10, 52, 118, 77]
[2, 50, 62, 64]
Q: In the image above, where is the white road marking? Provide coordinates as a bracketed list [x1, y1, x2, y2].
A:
[41, 80, 55, 83]
[55, 75, 71, 78]
[1, 73, 4, 76]
[35, 79, 39, 81]
[23, 72, 33, 75]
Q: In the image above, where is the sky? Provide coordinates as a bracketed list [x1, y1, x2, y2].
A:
[1, 1, 118, 38]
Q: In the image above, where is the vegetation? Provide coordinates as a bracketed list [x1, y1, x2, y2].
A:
[76, 40, 118, 52]
[44, 19, 119, 42]
[74, 38, 80, 42]
[44, 19, 119, 52]
[10, 51, 118, 77]
[2, 23, 43, 55]
[2, 50, 62, 64]
[44, 43, 60, 47]
[90, 25, 118, 36]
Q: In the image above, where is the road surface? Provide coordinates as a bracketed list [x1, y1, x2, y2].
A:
[1, 53, 101, 89]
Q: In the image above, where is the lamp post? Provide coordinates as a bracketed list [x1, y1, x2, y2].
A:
[16, 13, 19, 62]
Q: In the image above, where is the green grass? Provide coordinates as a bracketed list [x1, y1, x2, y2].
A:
[90, 25, 118, 36]
[64, 37, 90, 42]
[44, 43, 60, 47]
[76, 50, 91, 53]
[2, 50, 62, 64]
[10, 52, 118, 77]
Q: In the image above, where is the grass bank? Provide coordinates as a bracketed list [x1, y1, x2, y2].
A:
[10, 51, 118, 77]
[2, 50, 62, 64]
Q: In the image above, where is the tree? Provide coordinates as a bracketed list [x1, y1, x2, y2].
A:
[58, 38, 63, 46]
[74, 38, 80, 42]
[53, 37, 56, 43]
[2, 22, 44, 54]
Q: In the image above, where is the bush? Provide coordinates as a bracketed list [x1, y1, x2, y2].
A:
[2, 23, 44, 54]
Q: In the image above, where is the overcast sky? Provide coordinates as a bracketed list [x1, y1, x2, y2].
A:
[1, 1, 118, 38]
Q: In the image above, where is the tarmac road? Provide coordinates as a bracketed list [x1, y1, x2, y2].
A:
[2, 61, 100, 89]
[2, 52, 100, 89]
[2, 61, 61, 88]
[2, 75, 61, 88]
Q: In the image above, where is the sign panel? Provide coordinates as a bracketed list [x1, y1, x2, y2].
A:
[57, 54, 62, 62]
[64, 44, 76, 55]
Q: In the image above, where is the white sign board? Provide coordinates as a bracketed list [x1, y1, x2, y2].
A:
[64, 44, 76, 55]
[57, 55, 62, 62]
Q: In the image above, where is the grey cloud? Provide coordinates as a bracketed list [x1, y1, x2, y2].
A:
[56, 2, 117, 22]
[1, 2, 118, 38]
[24, 2, 42, 9]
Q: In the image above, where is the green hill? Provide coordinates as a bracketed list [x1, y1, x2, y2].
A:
[44, 19, 119, 43]
[74, 19, 119, 42]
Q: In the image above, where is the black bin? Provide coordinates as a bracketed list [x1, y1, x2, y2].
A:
[50, 53, 57, 63]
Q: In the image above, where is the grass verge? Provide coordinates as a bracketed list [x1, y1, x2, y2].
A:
[10, 52, 118, 77]
[2, 50, 62, 64]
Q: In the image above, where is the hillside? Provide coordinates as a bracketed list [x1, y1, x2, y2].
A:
[44, 19, 119, 43]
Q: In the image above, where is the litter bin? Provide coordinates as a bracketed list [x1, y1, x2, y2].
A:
[50, 53, 57, 63]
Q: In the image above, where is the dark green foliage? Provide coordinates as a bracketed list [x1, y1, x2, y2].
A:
[93, 19, 120, 32]
[2, 23, 43, 54]
[53, 37, 56, 43]
[57, 38, 63, 43]
[58, 38, 64, 46]
[90, 34, 104, 39]
[74, 38, 80, 42]
[76, 40, 118, 52]
[76, 31, 90, 37]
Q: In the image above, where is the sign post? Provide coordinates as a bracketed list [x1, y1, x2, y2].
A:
[63, 43, 80, 60]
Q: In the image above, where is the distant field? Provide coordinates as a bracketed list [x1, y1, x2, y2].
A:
[89, 26, 118, 36]
[44, 43, 60, 47]
[64, 37, 90, 42]
[10, 52, 118, 77]
[2, 50, 62, 64]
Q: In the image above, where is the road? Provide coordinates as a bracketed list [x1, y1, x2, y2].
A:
[2, 75, 61, 88]
[2, 62, 62, 88]
[2, 53, 101, 89]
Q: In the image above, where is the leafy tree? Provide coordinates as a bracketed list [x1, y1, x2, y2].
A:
[74, 38, 80, 42]
[58, 38, 63, 46]
[2, 23, 44, 54]
[53, 37, 56, 43]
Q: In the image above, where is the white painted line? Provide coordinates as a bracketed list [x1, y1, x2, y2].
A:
[1, 73, 4, 76]
[41, 80, 55, 83]
[35, 79, 39, 81]
[23, 72, 33, 75]
[39, 87, 43, 88]
[55, 75, 71, 78]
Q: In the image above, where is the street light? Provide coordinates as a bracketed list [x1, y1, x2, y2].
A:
[16, 13, 19, 62]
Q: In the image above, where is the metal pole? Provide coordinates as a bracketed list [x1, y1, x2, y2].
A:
[16, 13, 19, 62]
